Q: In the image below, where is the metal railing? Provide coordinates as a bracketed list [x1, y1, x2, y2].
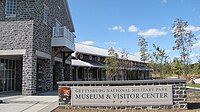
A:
[53, 26, 75, 43]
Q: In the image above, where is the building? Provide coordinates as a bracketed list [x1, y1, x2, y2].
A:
[71, 43, 152, 81]
[0, 0, 75, 95]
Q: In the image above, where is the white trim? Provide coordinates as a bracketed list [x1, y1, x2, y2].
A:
[55, 57, 62, 62]
[36, 50, 50, 59]
[65, 60, 71, 64]
[0, 49, 26, 55]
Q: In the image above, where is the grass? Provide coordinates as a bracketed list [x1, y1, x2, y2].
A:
[187, 84, 200, 88]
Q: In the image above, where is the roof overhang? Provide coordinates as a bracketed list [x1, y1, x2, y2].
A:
[72, 59, 105, 68]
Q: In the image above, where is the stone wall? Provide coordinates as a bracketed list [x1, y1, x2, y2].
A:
[0, 21, 34, 50]
[54, 62, 63, 82]
[0, 0, 37, 95]
[0, 0, 71, 54]
[58, 79, 187, 110]
[37, 59, 53, 92]
[22, 50, 37, 95]
[64, 64, 72, 81]
[0, 0, 73, 95]
[0, 20, 37, 95]
[33, 0, 70, 54]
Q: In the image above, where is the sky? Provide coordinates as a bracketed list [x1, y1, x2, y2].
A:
[68, 0, 200, 63]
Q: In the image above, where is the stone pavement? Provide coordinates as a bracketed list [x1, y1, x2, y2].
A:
[0, 91, 58, 112]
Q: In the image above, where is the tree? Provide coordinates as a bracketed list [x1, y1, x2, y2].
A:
[193, 60, 200, 75]
[151, 44, 169, 78]
[105, 48, 119, 80]
[172, 18, 196, 76]
[163, 61, 172, 76]
[171, 58, 182, 78]
[138, 36, 149, 62]
[121, 49, 129, 80]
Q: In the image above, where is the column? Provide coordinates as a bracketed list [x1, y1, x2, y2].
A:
[76, 67, 78, 81]
[22, 50, 37, 95]
[37, 59, 53, 92]
[97, 69, 99, 81]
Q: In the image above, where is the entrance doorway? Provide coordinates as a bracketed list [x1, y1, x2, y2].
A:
[0, 58, 16, 93]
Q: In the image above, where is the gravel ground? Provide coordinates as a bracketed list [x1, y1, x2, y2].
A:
[52, 91, 200, 112]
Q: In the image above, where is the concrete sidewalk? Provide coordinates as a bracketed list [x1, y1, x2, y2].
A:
[0, 91, 58, 112]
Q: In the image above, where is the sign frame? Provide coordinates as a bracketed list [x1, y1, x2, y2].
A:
[71, 85, 173, 107]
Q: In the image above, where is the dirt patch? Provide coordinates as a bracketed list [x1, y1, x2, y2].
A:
[52, 107, 194, 112]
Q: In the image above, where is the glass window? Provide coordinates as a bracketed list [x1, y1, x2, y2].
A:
[80, 54, 83, 59]
[5, 0, 17, 17]
[9, 60, 12, 69]
[55, 19, 61, 36]
[4, 79, 8, 91]
[0, 59, 16, 92]
[89, 56, 92, 60]
[0, 79, 3, 92]
[43, 4, 49, 25]
[5, 70, 8, 79]
[0, 59, 3, 79]
[5, 59, 8, 69]
[12, 70, 15, 79]
[12, 60, 15, 69]
[8, 79, 12, 91]
[12, 79, 14, 90]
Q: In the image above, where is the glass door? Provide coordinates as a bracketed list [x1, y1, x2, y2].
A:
[0, 59, 4, 92]
[0, 58, 16, 93]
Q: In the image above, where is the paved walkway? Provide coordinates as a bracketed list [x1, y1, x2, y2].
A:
[0, 91, 58, 112]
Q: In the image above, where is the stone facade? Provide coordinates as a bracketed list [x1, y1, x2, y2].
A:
[0, 21, 34, 50]
[37, 59, 53, 92]
[64, 64, 72, 81]
[33, 0, 71, 54]
[0, 0, 74, 95]
[22, 50, 37, 95]
[54, 62, 63, 83]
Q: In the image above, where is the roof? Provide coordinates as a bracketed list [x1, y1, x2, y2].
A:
[73, 43, 142, 62]
[63, 0, 75, 32]
[72, 59, 152, 70]
[72, 59, 105, 68]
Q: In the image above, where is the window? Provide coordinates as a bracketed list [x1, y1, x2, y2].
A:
[5, 0, 17, 17]
[89, 56, 92, 60]
[55, 19, 61, 36]
[43, 4, 49, 25]
[97, 57, 100, 61]
[80, 54, 83, 59]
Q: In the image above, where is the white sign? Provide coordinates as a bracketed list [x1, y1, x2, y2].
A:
[71, 85, 173, 107]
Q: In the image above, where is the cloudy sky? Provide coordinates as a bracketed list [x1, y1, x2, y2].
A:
[68, 0, 200, 63]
